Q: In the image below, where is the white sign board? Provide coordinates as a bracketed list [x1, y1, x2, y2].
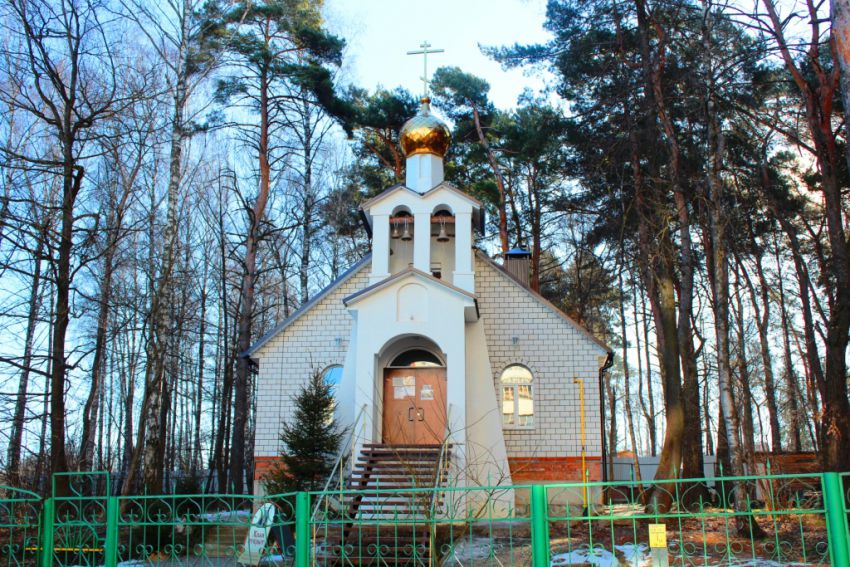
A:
[237, 503, 275, 565]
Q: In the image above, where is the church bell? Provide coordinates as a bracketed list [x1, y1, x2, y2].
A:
[436, 219, 450, 242]
[400, 219, 412, 241]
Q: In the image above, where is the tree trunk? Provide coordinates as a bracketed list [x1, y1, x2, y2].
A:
[122, 28, 190, 495]
[80, 238, 118, 472]
[50, 163, 85, 494]
[733, 268, 757, 464]
[619, 266, 643, 485]
[832, 0, 850, 175]
[637, 284, 657, 456]
[633, 1, 686, 503]
[80, 172, 135, 471]
[195, 283, 207, 469]
[35, 292, 55, 493]
[8, 237, 45, 484]
[704, 47, 764, 533]
[299, 96, 314, 304]
[232, 65, 273, 494]
[702, 360, 714, 456]
[738, 254, 782, 452]
[774, 245, 802, 451]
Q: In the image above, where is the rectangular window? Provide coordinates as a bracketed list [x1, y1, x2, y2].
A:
[517, 385, 534, 426]
[502, 386, 515, 425]
[500, 365, 534, 428]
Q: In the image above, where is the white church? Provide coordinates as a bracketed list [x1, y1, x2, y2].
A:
[248, 96, 612, 498]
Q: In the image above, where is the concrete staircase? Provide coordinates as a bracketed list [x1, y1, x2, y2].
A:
[319, 443, 451, 566]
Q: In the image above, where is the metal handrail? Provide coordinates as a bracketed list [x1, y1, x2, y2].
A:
[427, 437, 451, 517]
[428, 404, 453, 519]
[311, 404, 367, 521]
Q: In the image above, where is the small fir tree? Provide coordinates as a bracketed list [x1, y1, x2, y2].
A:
[263, 369, 342, 494]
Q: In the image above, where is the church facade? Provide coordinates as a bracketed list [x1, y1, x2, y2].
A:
[249, 98, 612, 496]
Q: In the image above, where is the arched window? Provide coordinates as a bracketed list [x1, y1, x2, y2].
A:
[389, 349, 443, 368]
[501, 365, 534, 427]
[322, 365, 343, 391]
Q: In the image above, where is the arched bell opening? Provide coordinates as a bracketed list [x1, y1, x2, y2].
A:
[429, 207, 455, 280]
[389, 208, 414, 272]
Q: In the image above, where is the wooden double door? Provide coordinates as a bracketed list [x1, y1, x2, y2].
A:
[382, 367, 447, 445]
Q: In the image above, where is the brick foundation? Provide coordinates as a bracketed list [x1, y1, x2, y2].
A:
[508, 456, 602, 482]
[254, 455, 277, 481]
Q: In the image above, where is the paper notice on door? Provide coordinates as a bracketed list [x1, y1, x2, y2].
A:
[393, 376, 415, 398]
[393, 376, 416, 386]
[420, 384, 434, 400]
[393, 386, 415, 399]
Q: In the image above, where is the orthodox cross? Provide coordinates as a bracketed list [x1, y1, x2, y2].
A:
[406, 41, 444, 98]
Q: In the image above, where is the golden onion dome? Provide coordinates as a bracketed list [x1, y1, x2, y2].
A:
[399, 97, 452, 158]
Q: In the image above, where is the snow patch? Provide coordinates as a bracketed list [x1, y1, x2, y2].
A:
[201, 509, 252, 522]
[442, 536, 503, 561]
[551, 547, 617, 566]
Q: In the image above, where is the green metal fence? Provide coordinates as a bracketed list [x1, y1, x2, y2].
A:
[1, 471, 848, 566]
[0, 483, 41, 567]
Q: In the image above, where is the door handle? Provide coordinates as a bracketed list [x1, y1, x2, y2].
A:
[417, 408, 424, 421]
[408, 407, 414, 421]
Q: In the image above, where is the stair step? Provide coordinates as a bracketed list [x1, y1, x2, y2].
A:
[339, 441, 449, 550]
[359, 450, 442, 457]
[353, 464, 438, 471]
[357, 456, 441, 464]
[350, 471, 446, 479]
[351, 475, 435, 489]
[357, 456, 443, 463]
[363, 443, 444, 448]
[346, 501, 446, 510]
[346, 489, 442, 496]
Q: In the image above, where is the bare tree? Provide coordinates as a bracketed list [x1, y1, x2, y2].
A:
[759, 0, 850, 471]
[1, 0, 125, 491]
[117, 0, 216, 495]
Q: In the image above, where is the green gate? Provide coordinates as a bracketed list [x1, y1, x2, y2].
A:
[0, 484, 41, 567]
[832, 472, 850, 565]
[46, 472, 110, 567]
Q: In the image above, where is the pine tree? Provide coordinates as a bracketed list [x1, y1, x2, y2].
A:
[263, 369, 342, 495]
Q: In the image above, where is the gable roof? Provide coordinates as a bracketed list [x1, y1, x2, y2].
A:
[476, 250, 613, 354]
[423, 181, 482, 207]
[245, 253, 372, 357]
[359, 181, 482, 213]
[343, 267, 475, 306]
[358, 183, 417, 211]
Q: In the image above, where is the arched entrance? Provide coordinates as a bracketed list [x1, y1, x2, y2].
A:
[382, 345, 447, 445]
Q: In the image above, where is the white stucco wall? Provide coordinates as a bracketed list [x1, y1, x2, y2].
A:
[474, 253, 608, 458]
[345, 273, 473, 455]
[464, 318, 512, 485]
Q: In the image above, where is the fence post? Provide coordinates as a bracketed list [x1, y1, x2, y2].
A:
[295, 492, 310, 567]
[39, 498, 54, 567]
[530, 484, 550, 567]
[823, 472, 849, 566]
[103, 497, 119, 567]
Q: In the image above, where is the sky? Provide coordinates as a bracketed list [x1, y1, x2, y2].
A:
[324, 0, 553, 109]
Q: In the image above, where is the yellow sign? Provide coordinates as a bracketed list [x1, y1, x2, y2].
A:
[648, 523, 667, 548]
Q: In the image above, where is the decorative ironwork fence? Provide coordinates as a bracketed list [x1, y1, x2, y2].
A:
[0, 471, 847, 566]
